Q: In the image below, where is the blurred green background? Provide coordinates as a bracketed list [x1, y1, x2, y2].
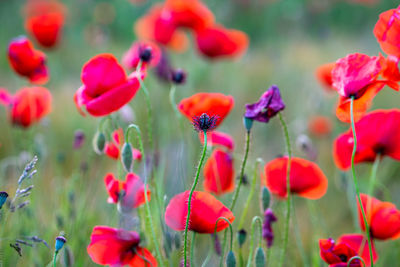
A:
[1, 0, 400, 266]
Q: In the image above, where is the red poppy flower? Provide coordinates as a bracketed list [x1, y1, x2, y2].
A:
[357, 194, 400, 240]
[195, 24, 249, 59]
[104, 172, 150, 208]
[178, 92, 234, 127]
[74, 54, 141, 117]
[165, 190, 234, 233]
[134, 4, 188, 52]
[0, 87, 52, 128]
[122, 41, 161, 70]
[8, 36, 49, 85]
[87, 226, 157, 266]
[333, 109, 400, 170]
[332, 53, 399, 122]
[203, 149, 234, 195]
[24, 0, 66, 48]
[163, 0, 215, 31]
[104, 128, 142, 161]
[198, 131, 234, 151]
[374, 5, 400, 58]
[319, 234, 378, 267]
[308, 115, 333, 137]
[264, 157, 328, 199]
[315, 62, 335, 91]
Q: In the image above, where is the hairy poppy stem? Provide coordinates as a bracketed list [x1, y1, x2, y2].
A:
[238, 159, 263, 229]
[53, 250, 58, 267]
[246, 216, 263, 267]
[184, 130, 208, 267]
[136, 61, 154, 149]
[349, 97, 374, 267]
[220, 129, 251, 267]
[278, 112, 292, 267]
[125, 124, 164, 266]
[368, 154, 381, 196]
[169, 85, 184, 132]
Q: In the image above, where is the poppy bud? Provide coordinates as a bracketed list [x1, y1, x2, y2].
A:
[243, 117, 253, 132]
[212, 233, 221, 255]
[93, 131, 105, 154]
[55, 236, 67, 252]
[171, 69, 187, 85]
[226, 250, 236, 267]
[261, 186, 270, 210]
[237, 229, 247, 248]
[139, 47, 152, 62]
[0, 192, 8, 209]
[121, 142, 133, 172]
[255, 247, 266, 267]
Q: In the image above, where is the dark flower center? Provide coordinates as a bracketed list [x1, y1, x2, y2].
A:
[171, 70, 186, 84]
[339, 254, 348, 262]
[139, 47, 152, 62]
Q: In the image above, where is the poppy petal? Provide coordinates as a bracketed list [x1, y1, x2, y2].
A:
[203, 149, 235, 195]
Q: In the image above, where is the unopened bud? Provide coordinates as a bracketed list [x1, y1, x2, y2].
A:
[261, 186, 271, 210]
[237, 229, 247, 248]
[121, 142, 133, 172]
[0, 192, 8, 209]
[93, 131, 105, 154]
[55, 236, 67, 252]
[255, 247, 266, 267]
[243, 117, 254, 132]
[226, 250, 236, 267]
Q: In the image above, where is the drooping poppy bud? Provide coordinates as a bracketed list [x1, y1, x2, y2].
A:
[255, 247, 266, 267]
[93, 131, 106, 155]
[121, 142, 133, 172]
[261, 186, 270, 211]
[237, 229, 247, 248]
[226, 250, 236, 267]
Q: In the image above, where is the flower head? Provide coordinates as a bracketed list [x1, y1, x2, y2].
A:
[264, 157, 328, 199]
[262, 209, 277, 248]
[0, 87, 52, 128]
[244, 85, 285, 123]
[165, 191, 234, 233]
[24, 0, 66, 48]
[333, 109, 400, 170]
[122, 41, 161, 70]
[171, 69, 187, 84]
[358, 194, 400, 240]
[203, 149, 235, 195]
[319, 234, 378, 266]
[104, 173, 150, 209]
[74, 54, 141, 117]
[374, 5, 400, 58]
[192, 113, 218, 132]
[87, 226, 157, 266]
[104, 129, 142, 161]
[178, 92, 234, 128]
[315, 62, 336, 91]
[8, 36, 49, 84]
[55, 236, 67, 252]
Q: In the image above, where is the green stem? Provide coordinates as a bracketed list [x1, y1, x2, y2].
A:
[184, 130, 208, 266]
[53, 251, 59, 267]
[214, 217, 234, 251]
[125, 124, 163, 266]
[220, 130, 251, 267]
[136, 61, 154, 149]
[278, 112, 292, 267]
[349, 96, 374, 267]
[238, 159, 262, 229]
[347, 256, 366, 267]
[368, 154, 380, 196]
[246, 216, 263, 267]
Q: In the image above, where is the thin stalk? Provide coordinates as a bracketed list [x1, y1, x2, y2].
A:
[183, 130, 208, 266]
[220, 130, 251, 267]
[278, 112, 292, 267]
[347, 256, 366, 267]
[368, 154, 380, 196]
[349, 96, 374, 267]
[169, 85, 184, 131]
[125, 124, 163, 266]
[238, 159, 262, 229]
[246, 216, 263, 267]
[136, 61, 154, 149]
[53, 251, 58, 267]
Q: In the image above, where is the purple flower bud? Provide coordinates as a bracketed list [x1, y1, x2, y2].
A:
[73, 130, 85, 149]
[212, 233, 221, 255]
[244, 85, 285, 123]
[262, 208, 277, 248]
[155, 50, 173, 83]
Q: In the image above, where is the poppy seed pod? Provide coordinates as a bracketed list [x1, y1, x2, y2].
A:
[55, 236, 67, 252]
[92, 131, 106, 155]
[121, 142, 133, 172]
[255, 247, 266, 267]
[243, 117, 253, 131]
[226, 250, 236, 267]
[237, 229, 247, 247]
[261, 186, 270, 210]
